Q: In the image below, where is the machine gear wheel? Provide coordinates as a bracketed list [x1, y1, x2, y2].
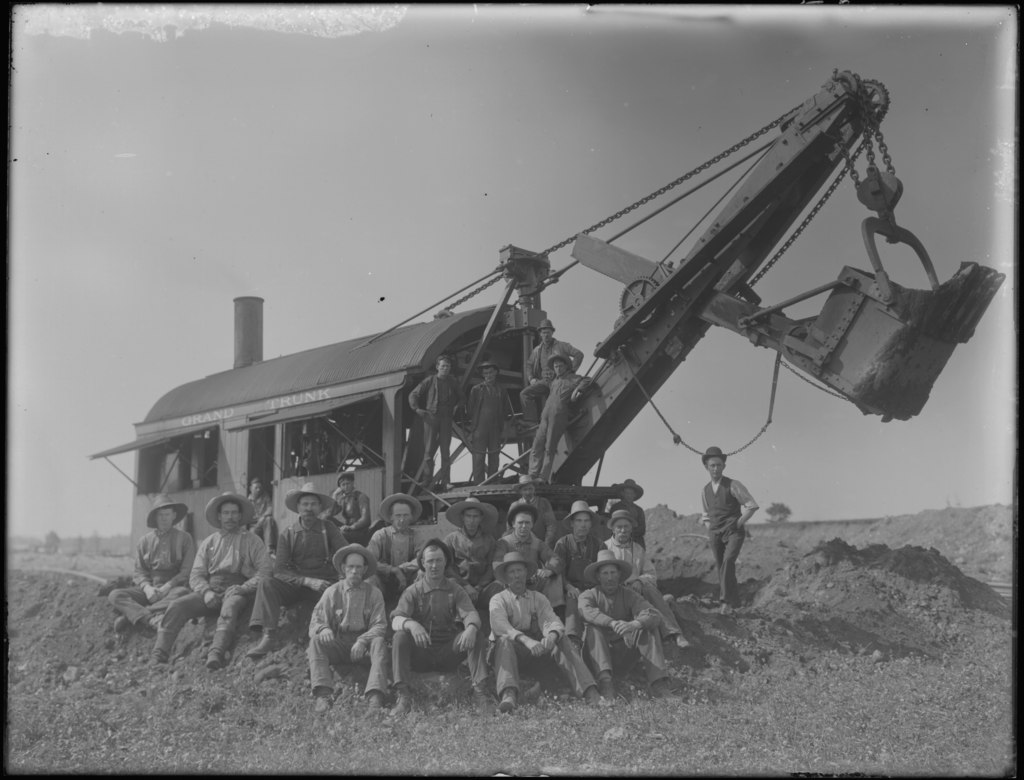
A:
[619, 275, 661, 318]
[859, 79, 890, 123]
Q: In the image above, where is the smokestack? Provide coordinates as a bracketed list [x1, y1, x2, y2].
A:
[233, 296, 264, 369]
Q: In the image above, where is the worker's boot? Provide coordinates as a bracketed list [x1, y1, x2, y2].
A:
[246, 629, 277, 659]
[389, 687, 413, 718]
[205, 630, 232, 671]
[150, 630, 175, 665]
[498, 687, 517, 714]
[597, 673, 615, 701]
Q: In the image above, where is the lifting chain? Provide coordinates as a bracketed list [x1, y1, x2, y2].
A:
[442, 272, 505, 313]
[780, 359, 848, 401]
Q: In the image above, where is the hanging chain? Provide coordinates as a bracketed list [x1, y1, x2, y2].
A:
[442, 272, 505, 313]
[780, 359, 848, 401]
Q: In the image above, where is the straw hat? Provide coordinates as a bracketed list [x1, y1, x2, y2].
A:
[332, 544, 378, 578]
[612, 478, 644, 500]
[562, 499, 597, 526]
[538, 319, 555, 332]
[515, 474, 538, 491]
[146, 494, 188, 529]
[285, 482, 334, 513]
[379, 493, 423, 523]
[505, 501, 539, 528]
[446, 497, 498, 535]
[205, 493, 255, 528]
[608, 509, 636, 530]
[702, 446, 727, 465]
[584, 549, 633, 585]
[547, 354, 570, 369]
[494, 551, 539, 584]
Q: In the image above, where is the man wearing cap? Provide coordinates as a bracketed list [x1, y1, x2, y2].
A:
[249, 478, 278, 557]
[550, 500, 606, 642]
[367, 493, 423, 607]
[247, 482, 347, 659]
[528, 354, 592, 484]
[308, 544, 389, 714]
[608, 478, 648, 549]
[409, 354, 464, 489]
[700, 446, 759, 613]
[507, 475, 559, 546]
[325, 471, 374, 546]
[467, 361, 509, 484]
[108, 494, 196, 635]
[151, 493, 273, 669]
[489, 551, 604, 712]
[606, 510, 691, 649]
[443, 497, 499, 609]
[579, 550, 679, 699]
[389, 539, 493, 716]
[491, 503, 563, 610]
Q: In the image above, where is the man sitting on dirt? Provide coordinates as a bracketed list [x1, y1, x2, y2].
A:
[700, 446, 759, 614]
[507, 475, 559, 545]
[489, 504, 564, 612]
[389, 539, 494, 716]
[489, 551, 604, 712]
[151, 493, 273, 669]
[325, 471, 375, 546]
[605, 509, 691, 649]
[308, 544, 389, 714]
[607, 478, 648, 549]
[578, 549, 679, 700]
[247, 482, 346, 659]
[108, 493, 196, 636]
[443, 497, 499, 611]
[367, 493, 424, 608]
[550, 500, 605, 643]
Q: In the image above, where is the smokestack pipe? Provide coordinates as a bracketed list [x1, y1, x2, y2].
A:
[233, 296, 264, 369]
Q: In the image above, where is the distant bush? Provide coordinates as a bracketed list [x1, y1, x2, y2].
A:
[766, 503, 792, 523]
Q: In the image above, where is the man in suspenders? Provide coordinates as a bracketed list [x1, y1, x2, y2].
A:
[700, 446, 759, 614]
[247, 482, 346, 658]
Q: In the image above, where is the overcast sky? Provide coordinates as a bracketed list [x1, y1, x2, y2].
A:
[9, 5, 1017, 540]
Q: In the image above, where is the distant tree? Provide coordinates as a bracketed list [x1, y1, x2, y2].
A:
[766, 502, 792, 523]
[43, 531, 60, 554]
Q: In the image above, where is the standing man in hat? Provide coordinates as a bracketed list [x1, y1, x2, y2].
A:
[507, 475, 559, 546]
[389, 539, 494, 716]
[550, 500, 606, 641]
[578, 550, 679, 699]
[108, 494, 196, 635]
[409, 354, 464, 489]
[249, 478, 278, 557]
[325, 471, 375, 546]
[443, 497, 499, 610]
[308, 544, 389, 714]
[606, 510, 691, 649]
[608, 478, 648, 549]
[528, 354, 591, 485]
[521, 319, 581, 426]
[491, 504, 563, 611]
[700, 446, 758, 613]
[247, 482, 347, 659]
[151, 492, 272, 669]
[367, 493, 423, 607]
[489, 551, 604, 712]
[467, 361, 509, 484]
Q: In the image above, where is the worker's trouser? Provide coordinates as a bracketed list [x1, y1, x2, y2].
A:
[519, 383, 550, 425]
[391, 629, 489, 690]
[529, 410, 570, 483]
[108, 585, 190, 626]
[709, 526, 745, 607]
[493, 634, 596, 698]
[249, 577, 324, 632]
[159, 584, 252, 639]
[470, 422, 502, 483]
[421, 412, 454, 485]
[307, 633, 389, 696]
[583, 624, 668, 684]
[630, 581, 684, 639]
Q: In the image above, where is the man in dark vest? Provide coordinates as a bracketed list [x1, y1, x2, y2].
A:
[699, 446, 759, 613]
[409, 354, 464, 489]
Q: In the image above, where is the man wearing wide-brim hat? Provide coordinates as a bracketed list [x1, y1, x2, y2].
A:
[443, 497, 499, 609]
[606, 510, 691, 650]
[152, 493, 272, 669]
[700, 446, 758, 614]
[246, 482, 347, 659]
[488, 551, 604, 712]
[528, 353, 592, 484]
[550, 500, 606, 643]
[307, 544, 389, 714]
[467, 361, 510, 483]
[367, 493, 424, 606]
[578, 550, 679, 700]
[608, 478, 648, 549]
[507, 474, 559, 546]
[108, 494, 196, 636]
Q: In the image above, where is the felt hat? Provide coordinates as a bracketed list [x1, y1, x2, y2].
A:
[547, 354, 570, 369]
[506, 501, 539, 527]
[612, 478, 644, 500]
[446, 497, 498, 534]
[702, 446, 727, 465]
[538, 319, 555, 332]
[515, 474, 538, 491]
[332, 544, 378, 578]
[478, 361, 499, 373]
[584, 549, 633, 585]
[146, 494, 188, 529]
[336, 471, 356, 486]
[285, 482, 334, 513]
[205, 493, 255, 528]
[417, 538, 454, 571]
[608, 509, 636, 529]
[379, 492, 423, 523]
[494, 551, 539, 584]
[562, 499, 596, 526]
